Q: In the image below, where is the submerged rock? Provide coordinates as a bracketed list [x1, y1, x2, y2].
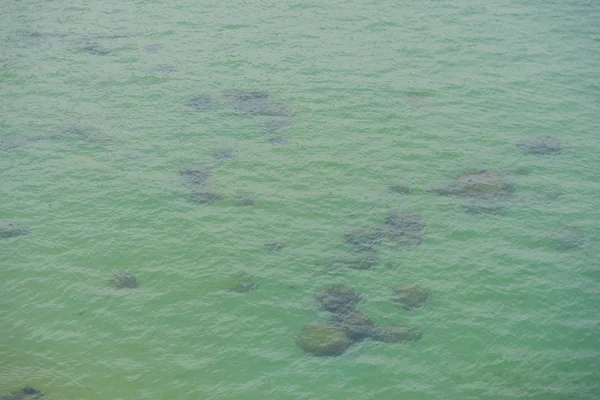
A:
[264, 239, 285, 251]
[180, 165, 211, 189]
[518, 136, 561, 155]
[224, 90, 292, 117]
[152, 65, 176, 75]
[0, 386, 43, 400]
[553, 226, 585, 250]
[108, 273, 139, 290]
[185, 95, 215, 113]
[531, 189, 562, 204]
[227, 281, 257, 293]
[0, 222, 30, 238]
[47, 123, 112, 145]
[234, 193, 255, 207]
[295, 322, 352, 357]
[261, 102, 293, 117]
[343, 227, 382, 252]
[264, 120, 292, 134]
[225, 273, 257, 293]
[432, 170, 515, 214]
[383, 211, 424, 245]
[432, 170, 514, 198]
[144, 43, 162, 53]
[211, 147, 235, 160]
[329, 311, 374, 341]
[1, 137, 36, 151]
[189, 189, 223, 204]
[385, 211, 423, 232]
[82, 43, 110, 55]
[391, 284, 429, 310]
[267, 135, 291, 145]
[389, 184, 412, 194]
[224, 90, 269, 116]
[370, 324, 422, 343]
[315, 285, 361, 313]
[334, 251, 380, 270]
[460, 198, 505, 215]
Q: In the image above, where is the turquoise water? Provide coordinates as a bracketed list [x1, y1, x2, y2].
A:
[1, 0, 599, 399]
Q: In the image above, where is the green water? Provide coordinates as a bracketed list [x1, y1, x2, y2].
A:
[1, 0, 599, 399]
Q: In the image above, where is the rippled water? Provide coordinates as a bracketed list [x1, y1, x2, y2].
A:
[1, 1, 599, 399]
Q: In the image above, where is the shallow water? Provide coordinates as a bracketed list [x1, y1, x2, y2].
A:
[1, 0, 599, 399]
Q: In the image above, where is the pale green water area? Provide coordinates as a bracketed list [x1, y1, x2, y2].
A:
[1, 0, 599, 399]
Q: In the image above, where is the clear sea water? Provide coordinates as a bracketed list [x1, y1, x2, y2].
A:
[1, 1, 599, 399]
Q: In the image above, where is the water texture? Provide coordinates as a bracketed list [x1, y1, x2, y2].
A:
[1, 0, 599, 399]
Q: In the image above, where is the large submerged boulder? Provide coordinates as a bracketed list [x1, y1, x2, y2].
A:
[370, 324, 422, 343]
[343, 227, 382, 252]
[388, 184, 412, 194]
[315, 285, 361, 313]
[185, 95, 215, 113]
[330, 251, 380, 270]
[224, 90, 292, 117]
[518, 136, 561, 155]
[0, 386, 42, 400]
[383, 211, 424, 245]
[0, 221, 30, 238]
[433, 170, 514, 198]
[189, 189, 223, 204]
[108, 273, 139, 290]
[329, 311, 375, 341]
[264, 239, 285, 252]
[431, 170, 515, 214]
[552, 226, 585, 250]
[1, 137, 37, 151]
[180, 165, 211, 189]
[295, 322, 352, 357]
[223, 272, 258, 293]
[391, 284, 429, 310]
